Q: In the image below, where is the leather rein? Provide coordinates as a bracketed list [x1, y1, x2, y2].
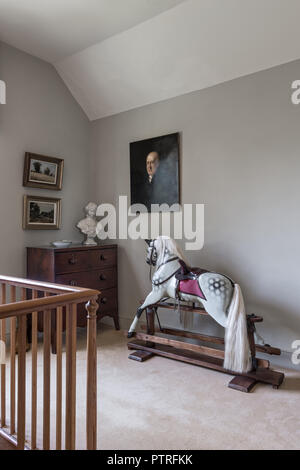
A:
[151, 255, 180, 286]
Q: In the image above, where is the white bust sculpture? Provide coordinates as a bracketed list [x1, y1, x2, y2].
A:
[77, 202, 98, 245]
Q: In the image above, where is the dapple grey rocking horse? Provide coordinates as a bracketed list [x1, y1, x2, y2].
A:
[128, 236, 265, 374]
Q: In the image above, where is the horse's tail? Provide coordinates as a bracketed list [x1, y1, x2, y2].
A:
[223, 283, 251, 373]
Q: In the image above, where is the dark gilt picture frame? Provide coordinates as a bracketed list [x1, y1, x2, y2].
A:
[23, 152, 64, 190]
[23, 195, 61, 230]
[130, 132, 180, 212]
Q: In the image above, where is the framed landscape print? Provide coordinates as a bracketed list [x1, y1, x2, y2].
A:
[23, 195, 61, 230]
[130, 132, 180, 212]
[23, 152, 64, 190]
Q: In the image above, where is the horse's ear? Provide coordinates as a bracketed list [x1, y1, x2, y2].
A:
[145, 239, 152, 246]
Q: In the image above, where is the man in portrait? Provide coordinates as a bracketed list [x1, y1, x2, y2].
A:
[146, 151, 160, 183]
[130, 133, 180, 212]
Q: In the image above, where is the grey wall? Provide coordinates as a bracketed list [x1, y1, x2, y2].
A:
[1, 39, 298, 357]
[90, 59, 300, 353]
[0, 42, 91, 277]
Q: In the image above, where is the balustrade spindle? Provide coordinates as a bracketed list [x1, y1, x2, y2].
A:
[17, 314, 26, 449]
[65, 303, 77, 450]
[43, 306, 51, 450]
[10, 285, 16, 435]
[1, 284, 6, 428]
[31, 289, 38, 449]
[56, 306, 63, 450]
[86, 297, 98, 450]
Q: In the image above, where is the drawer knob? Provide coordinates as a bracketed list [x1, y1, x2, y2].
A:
[70, 280, 77, 286]
[100, 254, 107, 261]
[69, 255, 77, 265]
[100, 297, 107, 304]
[99, 274, 107, 281]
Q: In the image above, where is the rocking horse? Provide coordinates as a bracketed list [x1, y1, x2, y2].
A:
[127, 237, 284, 392]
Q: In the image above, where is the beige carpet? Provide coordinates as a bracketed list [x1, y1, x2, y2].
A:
[2, 325, 300, 450]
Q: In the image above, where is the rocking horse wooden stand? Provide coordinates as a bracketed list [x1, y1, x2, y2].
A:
[127, 301, 284, 393]
[127, 237, 285, 393]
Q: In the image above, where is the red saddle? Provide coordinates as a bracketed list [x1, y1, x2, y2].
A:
[178, 268, 207, 300]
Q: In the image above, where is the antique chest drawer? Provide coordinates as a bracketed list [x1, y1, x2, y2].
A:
[97, 288, 118, 314]
[56, 267, 117, 291]
[55, 248, 117, 274]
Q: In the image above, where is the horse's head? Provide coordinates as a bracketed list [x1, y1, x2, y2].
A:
[145, 239, 157, 266]
[145, 236, 185, 268]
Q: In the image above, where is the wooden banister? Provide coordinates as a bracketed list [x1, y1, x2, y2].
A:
[0, 290, 99, 319]
[0, 276, 99, 450]
[0, 275, 99, 294]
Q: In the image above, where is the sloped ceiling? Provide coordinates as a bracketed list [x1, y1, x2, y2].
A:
[2, 0, 300, 121]
[54, 0, 300, 120]
[0, 0, 186, 62]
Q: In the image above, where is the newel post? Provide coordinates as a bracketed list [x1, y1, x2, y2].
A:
[85, 296, 98, 450]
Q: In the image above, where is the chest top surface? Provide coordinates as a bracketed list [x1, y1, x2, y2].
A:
[27, 244, 117, 253]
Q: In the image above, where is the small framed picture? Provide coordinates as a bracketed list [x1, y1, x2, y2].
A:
[23, 195, 61, 230]
[23, 152, 64, 190]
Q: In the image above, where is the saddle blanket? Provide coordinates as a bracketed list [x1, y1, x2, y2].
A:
[179, 277, 206, 300]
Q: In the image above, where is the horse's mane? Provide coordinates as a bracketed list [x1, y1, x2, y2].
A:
[154, 236, 188, 268]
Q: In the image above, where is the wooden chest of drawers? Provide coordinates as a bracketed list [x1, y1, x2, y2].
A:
[27, 244, 119, 352]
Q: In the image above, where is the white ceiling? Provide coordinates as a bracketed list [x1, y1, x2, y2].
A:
[55, 0, 300, 120]
[0, 0, 186, 62]
[2, 0, 300, 121]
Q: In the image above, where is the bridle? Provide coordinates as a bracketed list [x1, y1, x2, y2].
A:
[147, 242, 156, 280]
[147, 241, 180, 286]
[156, 256, 179, 271]
[147, 242, 156, 266]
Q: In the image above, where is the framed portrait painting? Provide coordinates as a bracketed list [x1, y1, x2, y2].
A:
[23, 152, 64, 190]
[23, 195, 61, 230]
[130, 132, 180, 212]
